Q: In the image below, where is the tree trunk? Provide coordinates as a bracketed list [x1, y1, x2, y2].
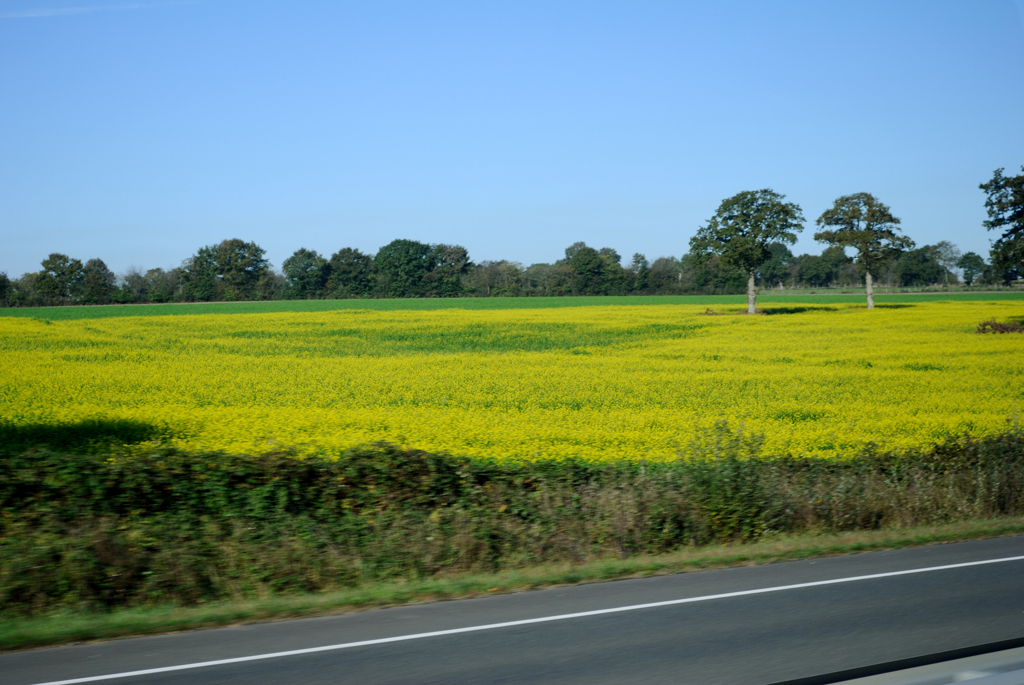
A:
[747, 271, 756, 314]
[865, 271, 874, 310]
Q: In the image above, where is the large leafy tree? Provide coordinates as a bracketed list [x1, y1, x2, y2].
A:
[563, 242, 604, 295]
[956, 252, 986, 286]
[597, 247, 625, 293]
[893, 247, 944, 287]
[37, 253, 85, 304]
[814, 193, 912, 309]
[422, 244, 471, 298]
[213, 239, 270, 300]
[375, 239, 433, 297]
[690, 189, 805, 313]
[282, 248, 328, 299]
[180, 239, 269, 301]
[81, 259, 117, 304]
[326, 247, 375, 297]
[180, 246, 221, 301]
[980, 167, 1024, 281]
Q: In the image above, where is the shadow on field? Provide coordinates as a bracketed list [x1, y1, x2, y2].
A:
[761, 306, 838, 315]
[700, 303, 919, 316]
[0, 419, 168, 454]
[701, 306, 840, 316]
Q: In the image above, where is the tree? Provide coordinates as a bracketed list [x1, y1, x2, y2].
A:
[374, 239, 433, 297]
[37, 253, 85, 304]
[10, 273, 43, 307]
[563, 242, 604, 295]
[253, 270, 285, 300]
[597, 247, 625, 293]
[179, 248, 219, 301]
[0, 272, 9, 307]
[989, 238, 1023, 285]
[521, 262, 571, 296]
[180, 239, 269, 301]
[326, 248, 374, 297]
[146, 268, 181, 303]
[690, 189, 805, 313]
[373, 239, 469, 298]
[627, 253, 649, 292]
[422, 244, 471, 297]
[648, 256, 683, 292]
[115, 268, 149, 303]
[212, 239, 270, 300]
[932, 241, 961, 285]
[892, 247, 944, 287]
[980, 167, 1024, 242]
[980, 167, 1024, 280]
[679, 252, 747, 294]
[757, 243, 793, 289]
[81, 259, 117, 304]
[469, 260, 524, 296]
[282, 248, 329, 299]
[814, 193, 913, 309]
[792, 246, 849, 288]
[957, 252, 986, 286]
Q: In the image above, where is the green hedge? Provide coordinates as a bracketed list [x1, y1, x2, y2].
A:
[2, 426, 1023, 615]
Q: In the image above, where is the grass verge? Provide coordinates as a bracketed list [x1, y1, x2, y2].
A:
[3, 517, 1022, 652]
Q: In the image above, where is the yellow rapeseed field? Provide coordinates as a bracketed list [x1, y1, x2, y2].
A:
[1, 300, 1020, 460]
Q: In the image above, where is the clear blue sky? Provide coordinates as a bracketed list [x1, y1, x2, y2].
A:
[2, 0, 1023, 277]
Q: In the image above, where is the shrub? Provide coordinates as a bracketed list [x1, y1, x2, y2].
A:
[977, 319, 1024, 333]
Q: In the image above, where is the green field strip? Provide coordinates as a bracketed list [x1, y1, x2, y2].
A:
[1, 291, 1022, 320]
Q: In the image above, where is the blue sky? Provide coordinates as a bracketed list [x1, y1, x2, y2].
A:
[2, 0, 1023, 277]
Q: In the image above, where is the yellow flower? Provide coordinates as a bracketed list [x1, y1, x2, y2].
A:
[1, 300, 1020, 461]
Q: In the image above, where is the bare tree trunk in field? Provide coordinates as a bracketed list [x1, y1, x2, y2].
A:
[865, 271, 874, 310]
[747, 271, 757, 314]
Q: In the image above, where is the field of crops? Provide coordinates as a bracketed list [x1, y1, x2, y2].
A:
[1, 299, 1021, 460]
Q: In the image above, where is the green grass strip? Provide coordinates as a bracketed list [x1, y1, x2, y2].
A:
[1, 290, 1022, 320]
[4, 517, 1023, 652]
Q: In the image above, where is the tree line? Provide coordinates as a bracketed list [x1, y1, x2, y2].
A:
[2, 167, 1020, 308]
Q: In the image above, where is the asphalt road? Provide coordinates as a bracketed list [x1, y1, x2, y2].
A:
[4, 536, 1024, 685]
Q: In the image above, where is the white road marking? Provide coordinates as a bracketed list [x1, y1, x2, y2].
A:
[28, 554, 1024, 685]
